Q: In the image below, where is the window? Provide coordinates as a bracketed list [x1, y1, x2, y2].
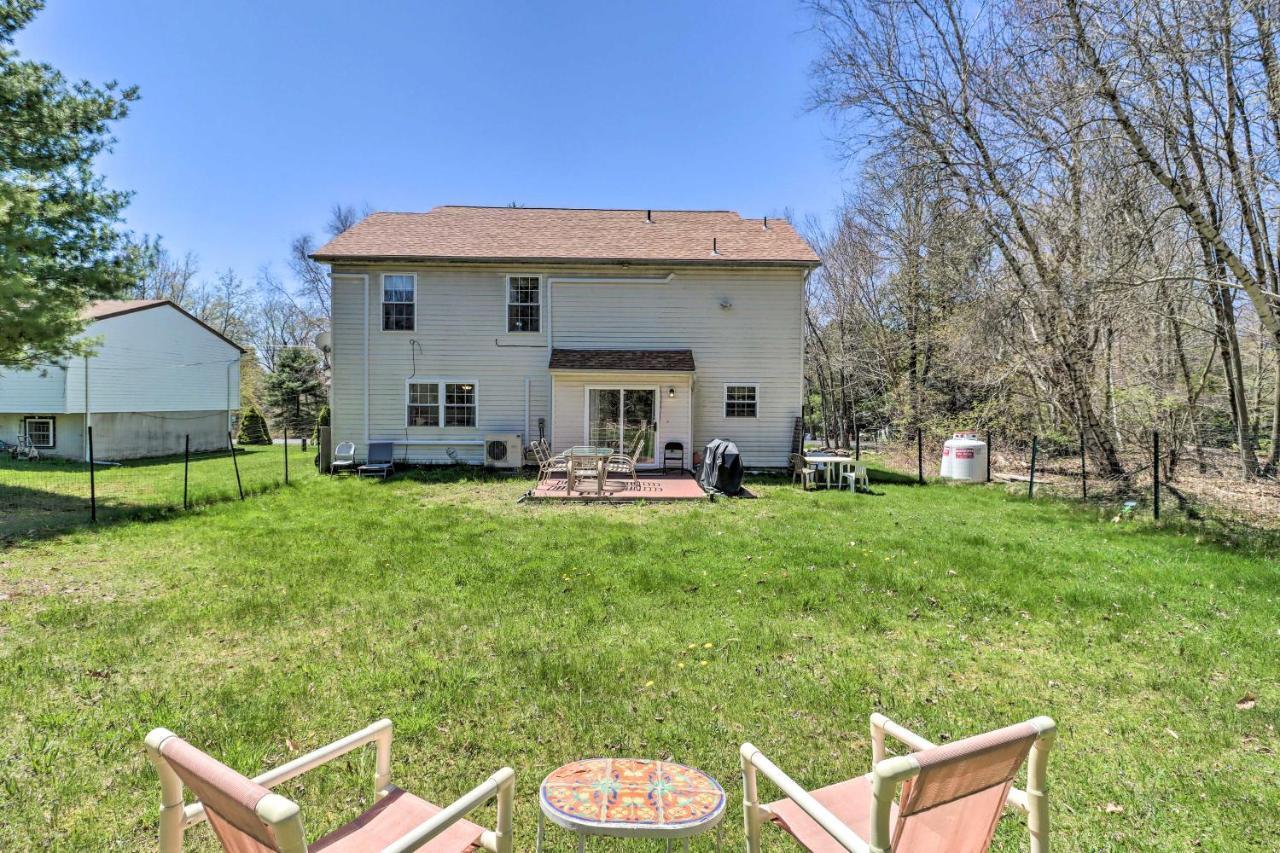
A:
[506, 275, 540, 333]
[444, 383, 477, 426]
[407, 383, 439, 426]
[725, 385, 758, 418]
[406, 381, 476, 427]
[23, 417, 55, 448]
[383, 274, 415, 331]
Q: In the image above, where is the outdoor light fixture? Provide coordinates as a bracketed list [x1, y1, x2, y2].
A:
[668, 386, 676, 398]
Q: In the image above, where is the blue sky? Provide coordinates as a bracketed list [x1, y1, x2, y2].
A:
[18, 1, 848, 284]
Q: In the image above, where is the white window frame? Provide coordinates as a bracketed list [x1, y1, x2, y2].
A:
[505, 274, 542, 333]
[406, 381, 440, 427]
[404, 379, 478, 428]
[724, 383, 759, 419]
[23, 416, 55, 448]
[381, 273, 416, 332]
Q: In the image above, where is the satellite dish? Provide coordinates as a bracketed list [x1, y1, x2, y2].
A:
[315, 331, 332, 353]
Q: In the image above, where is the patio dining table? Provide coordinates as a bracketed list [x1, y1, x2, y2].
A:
[565, 446, 616, 496]
[803, 453, 853, 489]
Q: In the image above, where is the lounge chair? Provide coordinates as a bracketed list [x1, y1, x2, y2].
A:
[789, 453, 816, 490]
[741, 714, 1056, 852]
[331, 441, 356, 475]
[357, 441, 394, 479]
[144, 720, 514, 853]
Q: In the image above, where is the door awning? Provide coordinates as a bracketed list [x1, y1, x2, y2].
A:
[549, 349, 695, 372]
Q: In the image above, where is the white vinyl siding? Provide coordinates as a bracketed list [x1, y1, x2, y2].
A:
[329, 263, 805, 467]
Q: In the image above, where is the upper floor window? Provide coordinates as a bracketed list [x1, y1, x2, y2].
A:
[383, 274, 415, 331]
[506, 275, 541, 333]
[725, 384, 758, 418]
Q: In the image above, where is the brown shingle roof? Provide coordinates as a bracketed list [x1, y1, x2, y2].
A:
[311, 206, 820, 267]
[549, 349, 696, 372]
[81, 299, 166, 320]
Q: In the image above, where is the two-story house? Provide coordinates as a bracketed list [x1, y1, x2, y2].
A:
[312, 206, 819, 470]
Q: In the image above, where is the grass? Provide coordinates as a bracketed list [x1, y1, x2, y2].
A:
[1, 465, 1277, 849]
[0, 444, 314, 539]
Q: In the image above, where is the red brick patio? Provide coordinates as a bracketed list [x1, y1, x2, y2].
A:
[526, 472, 708, 502]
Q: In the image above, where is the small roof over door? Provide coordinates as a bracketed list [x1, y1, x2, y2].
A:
[549, 349, 695, 372]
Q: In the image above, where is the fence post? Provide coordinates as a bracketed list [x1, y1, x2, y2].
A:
[183, 434, 190, 510]
[854, 416, 861, 460]
[917, 427, 924, 485]
[228, 431, 244, 500]
[1153, 429, 1160, 521]
[1080, 430, 1087, 500]
[986, 430, 992, 483]
[88, 425, 97, 523]
[1028, 435, 1038, 499]
[283, 426, 289, 485]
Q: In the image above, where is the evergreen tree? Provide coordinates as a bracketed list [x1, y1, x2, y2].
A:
[312, 404, 330, 444]
[0, 1, 145, 368]
[236, 405, 272, 445]
[264, 348, 325, 436]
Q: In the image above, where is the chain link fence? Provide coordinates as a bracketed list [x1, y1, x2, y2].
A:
[1, 430, 316, 542]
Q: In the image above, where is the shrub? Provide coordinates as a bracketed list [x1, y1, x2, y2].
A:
[237, 405, 272, 445]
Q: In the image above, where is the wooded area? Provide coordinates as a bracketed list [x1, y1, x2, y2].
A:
[802, 0, 1280, 488]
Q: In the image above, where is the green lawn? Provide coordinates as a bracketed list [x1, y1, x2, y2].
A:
[1, 467, 1276, 849]
[0, 444, 314, 539]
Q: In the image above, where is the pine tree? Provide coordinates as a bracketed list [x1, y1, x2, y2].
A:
[264, 348, 325, 436]
[0, 1, 145, 368]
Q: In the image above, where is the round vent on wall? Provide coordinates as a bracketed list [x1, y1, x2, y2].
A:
[487, 440, 508, 462]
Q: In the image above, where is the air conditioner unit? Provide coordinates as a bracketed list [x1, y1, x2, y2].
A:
[484, 433, 523, 469]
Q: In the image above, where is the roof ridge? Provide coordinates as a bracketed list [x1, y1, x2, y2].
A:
[369, 206, 741, 215]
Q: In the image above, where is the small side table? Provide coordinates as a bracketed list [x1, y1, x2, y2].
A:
[538, 757, 725, 851]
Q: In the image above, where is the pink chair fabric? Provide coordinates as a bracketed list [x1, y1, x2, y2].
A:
[767, 773, 898, 853]
[311, 787, 483, 852]
[768, 721, 1039, 853]
[159, 737, 280, 853]
[158, 737, 485, 853]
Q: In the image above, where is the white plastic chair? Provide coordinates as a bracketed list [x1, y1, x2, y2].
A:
[843, 461, 869, 492]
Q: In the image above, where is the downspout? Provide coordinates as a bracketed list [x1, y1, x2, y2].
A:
[363, 276, 370, 447]
[524, 377, 530, 442]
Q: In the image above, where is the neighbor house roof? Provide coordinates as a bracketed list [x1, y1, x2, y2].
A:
[80, 299, 247, 353]
[549, 349, 696, 372]
[310, 206, 820, 267]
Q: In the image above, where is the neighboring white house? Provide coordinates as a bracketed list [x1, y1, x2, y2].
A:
[311, 206, 820, 470]
[0, 299, 243, 460]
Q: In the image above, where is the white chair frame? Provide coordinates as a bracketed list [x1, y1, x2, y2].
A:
[331, 441, 357, 475]
[145, 719, 515, 853]
[843, 461, 869, 492]
[741, 714, 1055, 853]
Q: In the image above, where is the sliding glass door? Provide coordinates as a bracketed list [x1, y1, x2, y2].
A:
[586, 388, 656, 466]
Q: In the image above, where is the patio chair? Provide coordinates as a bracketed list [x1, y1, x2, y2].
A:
[741, 714, 1056, 853]
[357, 441, 394, 479]
[144, 719, 514, 853]
[532, 439, 567, 483]
[606, 426, 648, 482]
[790, 453, 816, 490]
[331, 441, 356, 475]
[843, 461, 870, 493]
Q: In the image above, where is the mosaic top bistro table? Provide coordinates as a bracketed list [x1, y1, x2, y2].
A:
[537, 758, 726, 851]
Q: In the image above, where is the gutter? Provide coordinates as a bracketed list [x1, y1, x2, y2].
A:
[312, 254, 820, 270]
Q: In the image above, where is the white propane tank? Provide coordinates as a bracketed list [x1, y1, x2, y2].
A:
[941, 431, 988, 483]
